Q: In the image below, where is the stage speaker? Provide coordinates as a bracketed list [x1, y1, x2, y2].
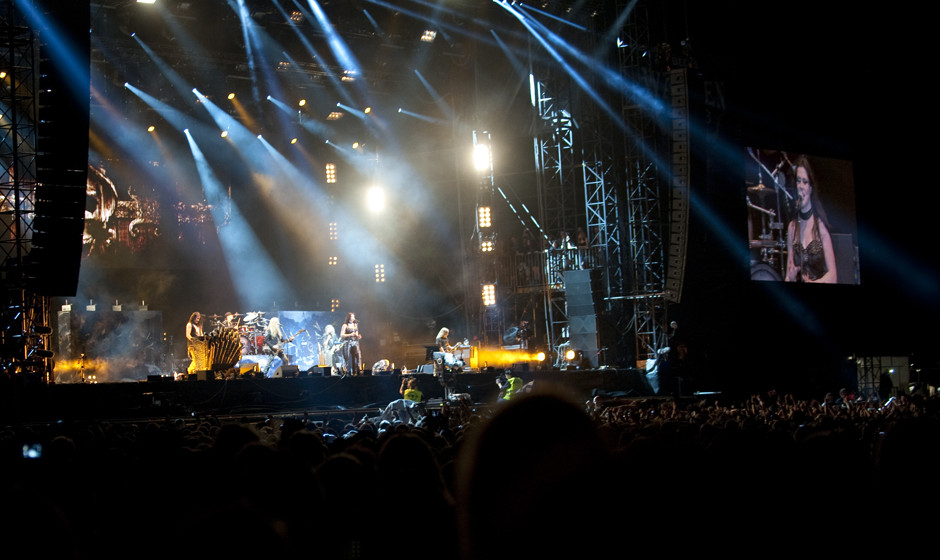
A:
[26, 2, 91, 296]
[189, 371, 214, 381]
[272, 365, 300, 378]
[564, 270, 602, 367]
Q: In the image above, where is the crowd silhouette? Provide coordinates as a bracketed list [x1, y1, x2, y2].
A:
[1, 384, 937, 559]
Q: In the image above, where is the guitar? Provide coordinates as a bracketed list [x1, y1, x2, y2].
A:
[268, 329, 305, 353]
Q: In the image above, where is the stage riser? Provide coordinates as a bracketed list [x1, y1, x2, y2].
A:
[2, 370, 651, 423]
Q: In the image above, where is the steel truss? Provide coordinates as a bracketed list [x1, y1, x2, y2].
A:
[1, 2, 52, 379]
[532, 77, 581, 358]
[619, 1, 668, 365]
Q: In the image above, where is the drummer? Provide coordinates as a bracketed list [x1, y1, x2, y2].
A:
[222, 312, 239, 330]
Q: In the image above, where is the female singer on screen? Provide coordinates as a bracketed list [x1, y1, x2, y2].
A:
[785, 155, 837, 283]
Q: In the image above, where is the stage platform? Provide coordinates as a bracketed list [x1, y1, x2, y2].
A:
[2, 368, 654, 424]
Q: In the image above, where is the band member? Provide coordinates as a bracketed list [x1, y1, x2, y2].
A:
[435, 327, 459, 369]
[222, 312, 239, 329]
[340, 312, 362, 375]
[185, 311, 204, 374]
[785, 155, 837, 283]
[264, 317, 290, 365]
[320, 324, 344, 375]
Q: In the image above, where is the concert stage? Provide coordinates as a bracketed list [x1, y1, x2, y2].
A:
[3, 369, 653, 424]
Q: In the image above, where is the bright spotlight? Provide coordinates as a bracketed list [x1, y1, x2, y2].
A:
[147, 125, 155, 132]
[257, 134, 263, 139]
[473, 144, 491, 171]
[482, 284, 496, 306]
[299, 99, 306, 107]
[565, 349, 576, 361]
[477, 206, 492, 228]
[420, 30, 437, 43]
[290, 138, 298, 144]
[537, 352, 546, 362]
[366, 186, 385, 213]
[227, 92, 235, 100]
[325, 163, 336, 184]
[220, 130, 228, 138]
[364, 107, 371, 114]
[398, 108, 402, 113]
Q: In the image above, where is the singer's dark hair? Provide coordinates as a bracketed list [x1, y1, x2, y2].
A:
[345, 312, 356, 323]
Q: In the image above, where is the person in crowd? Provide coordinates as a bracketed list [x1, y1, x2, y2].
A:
[400, 377, 423, 403]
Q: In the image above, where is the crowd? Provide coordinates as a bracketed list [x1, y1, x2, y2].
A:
[1, 384, 937, 559]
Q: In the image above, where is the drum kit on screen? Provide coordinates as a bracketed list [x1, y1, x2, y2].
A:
[205, 311, 269, 356]
[746, 149, 796, 281]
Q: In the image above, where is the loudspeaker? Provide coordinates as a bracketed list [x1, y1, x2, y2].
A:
[564, 270, 602, 367]
[188, 371, 214, 381]
[27, 2, 91, 296]
[272, 365, 300, 378]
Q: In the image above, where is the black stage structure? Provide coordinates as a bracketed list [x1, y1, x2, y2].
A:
[3, 370, 655, 424]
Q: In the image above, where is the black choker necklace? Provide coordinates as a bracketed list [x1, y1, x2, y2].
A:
[799, 208, 813, 221]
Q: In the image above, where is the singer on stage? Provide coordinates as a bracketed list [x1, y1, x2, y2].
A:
[340, 312, 362, 375]
[785, 155, 837, 283]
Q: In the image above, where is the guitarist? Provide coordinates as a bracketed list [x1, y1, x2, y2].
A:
[263, 317, 304, 365]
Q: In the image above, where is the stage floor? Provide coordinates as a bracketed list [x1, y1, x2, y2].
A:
[3, 369, 654, 423]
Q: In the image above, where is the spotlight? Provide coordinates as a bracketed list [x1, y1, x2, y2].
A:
[147, 125, 155, 132]
[290, 138, 298, 144]
[325, 163, 336, 183]
[420, 30, 437, 43]
[565, 349, 576, 361]
[482, 284, 496, 306]
[227, 92, 235, 100]
[220, 130, 228, 138]
[537, 351, 546, 362]
[0, 71, 7, 79]
[473, 144, 491, 171]
[327, 111, 343, 120]
[364, 107, 371, 114]
[481, 239, 494, 252]
[299, 99, 306, 107]
[257, 134, 263, 139]
[477, 206, 492, 228]
[374, 264, 386, 283]
[366, 186, 385, 213]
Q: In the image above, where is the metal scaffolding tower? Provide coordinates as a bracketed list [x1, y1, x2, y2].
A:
[532, 77, 580, 358]
[0, 1, 53, 379]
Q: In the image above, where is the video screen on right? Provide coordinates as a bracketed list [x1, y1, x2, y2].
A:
[745, 149, 860, 285]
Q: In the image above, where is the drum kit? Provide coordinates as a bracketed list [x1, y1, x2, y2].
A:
[746, 149, 796, 281]
[205, 311, 270, 356]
